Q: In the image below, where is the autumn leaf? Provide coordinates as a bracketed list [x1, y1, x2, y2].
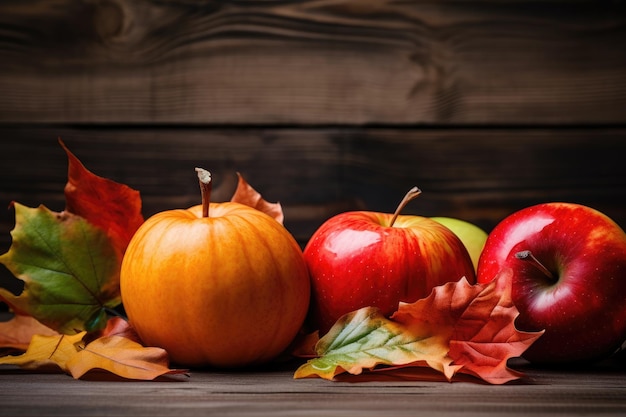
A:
[66, 335, 188, 381]
[87, 316, 142, 344]
[444, 272, 543, 383]
[0, 332, 86, 372]
[231, 172, 284, 224]
[0, 203, 122, 334]
[294, 306, 456, 381]
[0, 326, 186, 381]
[0, 313, 58, 351]
[294, 272, 543, 384]
[392, 270, 543, 384]
[61, 139, 144, 255]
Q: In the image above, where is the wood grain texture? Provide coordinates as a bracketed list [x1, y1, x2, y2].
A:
[2, 126, 625, 243]
[0, 0, 625, 124]
[3, 125, 625, 292]
[1, 359, 626, 416]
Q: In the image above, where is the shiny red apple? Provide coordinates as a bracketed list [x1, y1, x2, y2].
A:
[477, 202, 626, 364]
[303, 187, 476, 333]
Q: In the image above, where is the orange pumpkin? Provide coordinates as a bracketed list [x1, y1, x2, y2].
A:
[120, 169, 310, 368]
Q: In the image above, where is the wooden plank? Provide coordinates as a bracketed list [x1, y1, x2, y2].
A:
[0, 0, 625, 124]
[1, 126, 625, 241]
[1, 359, 626, 416]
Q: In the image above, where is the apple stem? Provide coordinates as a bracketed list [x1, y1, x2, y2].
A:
[389, 186, 422, 227]
[515, 250, 556, 281]
[195, 167, 212, 218]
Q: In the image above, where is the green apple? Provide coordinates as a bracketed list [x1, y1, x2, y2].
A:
[430, 217, 488, 271]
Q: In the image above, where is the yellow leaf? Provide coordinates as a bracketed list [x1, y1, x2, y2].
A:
[0, 332, 85, 372]
[66, 336, 188, 380]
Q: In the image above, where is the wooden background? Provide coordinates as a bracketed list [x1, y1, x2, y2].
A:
[1, 0, 626, 294]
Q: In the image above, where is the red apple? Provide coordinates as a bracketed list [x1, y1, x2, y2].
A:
[303, 187, 476, 333]
[477, 202, 626, 364]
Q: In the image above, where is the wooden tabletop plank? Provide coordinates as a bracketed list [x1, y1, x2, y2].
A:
[0, 0, 624, 124]
[2, 359, 626, 416]
[2, 126, 625, 239]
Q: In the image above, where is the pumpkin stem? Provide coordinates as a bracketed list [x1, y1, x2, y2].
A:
[195, 167, 212, 218]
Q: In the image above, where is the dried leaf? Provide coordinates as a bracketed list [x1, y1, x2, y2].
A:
[295, 272, 543, 384]
[67, 336, 188, 380]
[446, 271, 544, 383]
[0, 332, 85, 372]
[294, 307, 455, 381]
[393, 270, 543, 384]
[0, 320, 185, 381]
[0, 313, 58, 351]
[0, 203, 122, 333]
[61, 139, 144, 255]
[230, 172, 284, 224]
[89, 316, 142, 344]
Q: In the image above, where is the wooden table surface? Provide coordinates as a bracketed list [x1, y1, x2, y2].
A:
[2, 357, 626, 417]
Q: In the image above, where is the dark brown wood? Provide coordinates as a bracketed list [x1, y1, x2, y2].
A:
[0, 0, 625, 124]
[1, 358, 626, 416]
[2, 126, 625, 244]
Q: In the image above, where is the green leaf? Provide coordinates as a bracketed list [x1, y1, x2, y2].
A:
[294, 307, 455, 380]
[0, 203, 121, 334]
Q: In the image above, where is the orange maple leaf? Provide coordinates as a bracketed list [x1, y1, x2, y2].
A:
[392, 269, 543, 384]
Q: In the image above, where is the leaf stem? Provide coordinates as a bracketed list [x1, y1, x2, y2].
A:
[195, 168, 212, 218]
[514, 250, 557, 282]
[389, 187, 422, 227]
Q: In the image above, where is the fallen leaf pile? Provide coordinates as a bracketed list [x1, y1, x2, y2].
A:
[294, 270, 544, 384]
[0, 317, 187, 380]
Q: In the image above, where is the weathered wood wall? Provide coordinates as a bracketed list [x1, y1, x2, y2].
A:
[1, 0, 626, 293]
